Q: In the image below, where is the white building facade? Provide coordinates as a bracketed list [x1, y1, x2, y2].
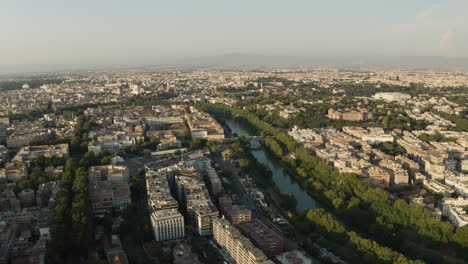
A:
[150, 208, 185, 241]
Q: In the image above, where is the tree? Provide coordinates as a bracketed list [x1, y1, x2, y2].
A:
[31, 155, 47, 169]
[452, 226, 468, 248]
[280, 192, 297, 211]
[18, 180, 33, 190]
[382, 116, 390, 129]
[72, 168, 88, 193]
[70, 136, 82, 151]
[197, 103, 465, 262]
[238, 158, 250, 169]
[207, 140, 220, 153]
[79, 151, 97, 167]
[100, 156, 111, 165]
[189, 138, 207, 150]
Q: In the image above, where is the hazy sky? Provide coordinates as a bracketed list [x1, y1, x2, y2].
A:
[1, 0, 467, 66]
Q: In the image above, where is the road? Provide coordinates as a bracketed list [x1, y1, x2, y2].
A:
[214, 152, 303, 253]
[213, 145, 326, 263]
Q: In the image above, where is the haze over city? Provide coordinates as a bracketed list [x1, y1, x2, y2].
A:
[1, 0, 468, 72]
[0, 2, 467, 264]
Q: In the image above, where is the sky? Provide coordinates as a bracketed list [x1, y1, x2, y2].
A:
[1, 0, 467, 67]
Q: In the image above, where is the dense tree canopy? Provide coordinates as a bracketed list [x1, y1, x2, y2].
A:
[198, 103, 468, 264]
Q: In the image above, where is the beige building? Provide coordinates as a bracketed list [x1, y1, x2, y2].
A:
[213, 218, 274, 264]
[441, 197, 468, 227]
[1, 162, 28, 182]
[206, 166, 222, 197]
[88, 165, 131, 215]
[362, 166, 391, 187]
[88, 165, 129, 184]
[150, 208, 185, 241]
[13, 144, 69, 164]
[185, 111, 224, 140]
[225, 205, 252, 226]
[373, 92, 411, 102]
[327, 109, 373, 121]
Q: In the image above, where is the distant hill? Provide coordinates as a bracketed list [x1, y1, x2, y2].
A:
[2, 54, 468, 75]
[176, 53, 311, 66]
[175, 53, 468, 70]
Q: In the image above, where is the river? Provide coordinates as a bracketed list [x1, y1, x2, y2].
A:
[222, 116, 319, 213]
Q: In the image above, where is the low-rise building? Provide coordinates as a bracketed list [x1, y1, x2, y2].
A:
[275, 250, 313, 264]
[445, 175, 468, 198]
[186, 111, 224, 140]
[1, 162, 28, 182]
[362, 166, 391, 187]
[423, 179, 454, 197]
[441, 197, 468, 227]
[13, 144, 69, 164]
[328, 109, 373, 121]
[374, 92, 411, 102]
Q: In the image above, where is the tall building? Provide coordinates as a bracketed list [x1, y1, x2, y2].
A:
[88, 165, 131, 215]
[218, 195, 233, 214]
[213, 218, 274, 264]
[239, 219, 284, 257]
[18, 189, 35, 208]
[205, 166, 222, 197]
[194, 206, 219, 236]
[150, 208, 185, 242]
[146, 170, 179, 211]
[175, 170, 219, 236]
[225, 205, 252, 226]
[88, 165, 129, 184]
[89, 184, 114, 215]
[146, 168, 186, 241]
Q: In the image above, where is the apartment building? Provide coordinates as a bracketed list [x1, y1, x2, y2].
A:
[239, 219, 284, 257]
[1, 162, 28, 182]
[373, 92, 411, 102]
[146, 168, 186, 241]
[213, 218, 274, 264]
[88, 165, 129, 184]
[327, 109, 373, 121]
[13, 144, 69, 164]
[150, 208, 185, 242]
[88, 165, 131, 215]
[185, 111, 224, 140]
[441, 197, 468, 227]
[175, 172, 219, 236]
[205, 166, 222, 197]
[224, 205, 252, 226]
[423, 179, 455, 197]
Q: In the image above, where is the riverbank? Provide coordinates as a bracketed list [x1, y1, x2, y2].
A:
[198, 103, 460, 264]
[223, 116, 320, 212]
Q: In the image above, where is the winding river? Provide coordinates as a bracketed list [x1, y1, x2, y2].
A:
[222, 116, 319, 213]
